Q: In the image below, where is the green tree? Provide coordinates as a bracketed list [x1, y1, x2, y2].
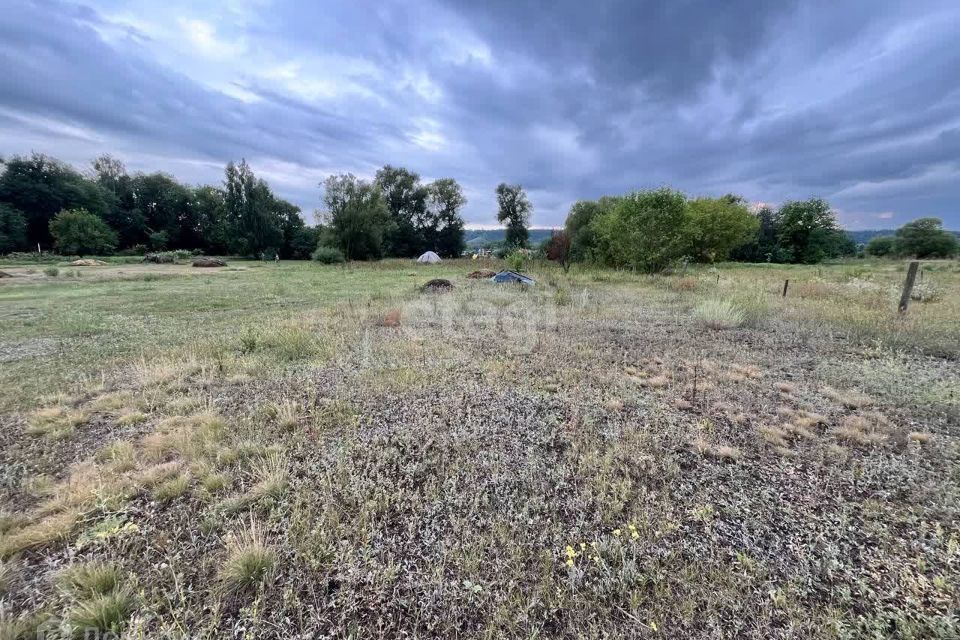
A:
[0, 154, 112, 248]
[320, 174, 392, 260]
[48, 208, 117, 256]
[865, 235, 896, 257]
[0, 203, 28, 253]
[593, 187, 688, 272]
[375, 166, 429, 257]
[91, 155, 145, 249]
[685, 195, 759, 262]
[893, 218, 958, 258]
[495, 183, 531, 248]
[427, 178, 466, 258]
[223, 160, 289, 256]
[776, 198, 844, 263]
[564, 197, 620, 263]
[289, 226, 321, 260]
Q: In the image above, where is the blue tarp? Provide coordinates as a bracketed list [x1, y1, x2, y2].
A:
[491, 270, 535, 285]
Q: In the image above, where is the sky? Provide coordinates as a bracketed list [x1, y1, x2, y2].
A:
[2, 0, 959, 229]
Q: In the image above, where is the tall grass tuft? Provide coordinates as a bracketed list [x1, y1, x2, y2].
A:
[693, 298, 745, 329]
[219, 521, 276, 593]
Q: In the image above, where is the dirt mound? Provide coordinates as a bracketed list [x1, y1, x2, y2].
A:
[420, 278, 454, 293]
[466, 269, 496, 279]
[69, 259, 107, 266]
[192, 257, 227, 267]
[143, 253, 174, 264]
[0, 271, 12, 278]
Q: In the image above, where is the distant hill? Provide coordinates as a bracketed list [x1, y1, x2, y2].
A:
[464, 228, 557, 248]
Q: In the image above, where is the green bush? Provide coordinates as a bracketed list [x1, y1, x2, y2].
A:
[505, 250, 526, 272]
[44, 266, 59, 277]
[312, 246, 346, 264]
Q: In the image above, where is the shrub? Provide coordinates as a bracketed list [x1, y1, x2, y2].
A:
[505, 250, 526, 272]
[44, 266, 59, 277]
[312, 246, 346, 264]
[693, 299, 745, 329]
[48, 208, 117, 256]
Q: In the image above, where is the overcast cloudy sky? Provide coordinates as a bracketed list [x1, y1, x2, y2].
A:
[2, 0, 959, 228]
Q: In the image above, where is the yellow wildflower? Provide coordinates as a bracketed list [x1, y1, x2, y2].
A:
[632, 531, 640, 539]
[613, 528, 622, 536]
[566, 558, 574, 567]
[564, 545, 577, 559]
[579, 542, 586, 550]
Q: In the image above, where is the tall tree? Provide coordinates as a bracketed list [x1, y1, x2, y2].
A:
[320, 174, 393, 260]
[684, 194, 759, 262]
[545, 229, 572, 272]
[375, 166, 428, 257]
[592, 187, 688, 272]
[776, 198, 845, 263]
[495, 183, 531, 248]
[427, 178, 466, 258]
[0, 154, 111, 248]
[893, 217, 958, 258]
[0, 203, 28, 253]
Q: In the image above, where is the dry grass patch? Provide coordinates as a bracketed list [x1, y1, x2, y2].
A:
[94, 440, 136, 473]
[774, 382, 797, 395]
[152, 473, 191, 503]
[269, 401, 301, 431]
[831, 415, 887, 446]
[116, 411, 147, 427]
[758, 425, 790, 448]
[26, 407, 87, 439]
[142, 413, 226, 463]
[693, 298, 745, 329]
[688, 438, 742, 461]
[0, 508, 81, 558]
[822, 386, 873, 409]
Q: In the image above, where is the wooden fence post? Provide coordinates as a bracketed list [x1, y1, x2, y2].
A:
[782, 279, 789, 297]
[898, 261, 920, 314]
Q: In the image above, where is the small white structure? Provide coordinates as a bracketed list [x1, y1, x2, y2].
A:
[417, 251, 442, 264]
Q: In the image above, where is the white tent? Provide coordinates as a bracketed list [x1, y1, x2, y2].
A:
[417, 251, 442, 264]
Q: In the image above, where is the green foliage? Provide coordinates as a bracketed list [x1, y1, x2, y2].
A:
[684, 195, 759, 262]
[0, 203, 28, 253]
[0, 153, 112, 249]
[43, 266, 59, 277]
[866, 235, 896, 257]
[592, 187, 689, 272]
[321, 174, 393, 260]
[311, 245, 346, 264]
[428, 178, 467, 258]
[505, 250, 526, 272]
[893, 218, 958, 258]
[776, 198, 846, 263]
[290, 227, 321, 260]
[495, 183, 531, 248]
[564, 197, 618, 262]
[48, 209, 117, 256]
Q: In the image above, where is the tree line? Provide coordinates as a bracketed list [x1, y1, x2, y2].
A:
[0, 154, 469, 260]
[540, 188, 957, 272]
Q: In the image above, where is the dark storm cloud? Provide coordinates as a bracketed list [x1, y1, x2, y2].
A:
[1, 0, 958, 227]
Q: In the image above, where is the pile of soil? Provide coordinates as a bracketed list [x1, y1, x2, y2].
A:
[69, 259, 107, 266]
[192, 257, 227, 267]
[143, 253, 174, 264]
[466, 269, 496, 279]
[420, 278, 454, 293]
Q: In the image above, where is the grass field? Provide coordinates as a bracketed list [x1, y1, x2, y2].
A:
[0, 256, 958, 638]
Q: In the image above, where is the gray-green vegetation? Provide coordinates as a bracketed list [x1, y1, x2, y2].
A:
[0, 256, 957, 637]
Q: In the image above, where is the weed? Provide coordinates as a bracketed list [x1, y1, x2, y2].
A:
[153, 473, 191, 502]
